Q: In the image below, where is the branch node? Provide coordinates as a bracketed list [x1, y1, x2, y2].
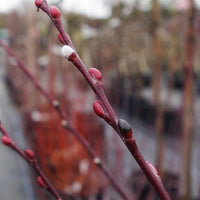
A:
[52, 100, 59, 107]
[93, 157, 101, 166]
[61, 120, 68, 127]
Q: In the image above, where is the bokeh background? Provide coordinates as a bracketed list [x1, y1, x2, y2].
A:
[0, 0, 200, 199]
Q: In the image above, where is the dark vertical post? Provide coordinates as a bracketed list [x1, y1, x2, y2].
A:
[182, 1, 196, 199]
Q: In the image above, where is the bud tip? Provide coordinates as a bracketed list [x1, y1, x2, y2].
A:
[1, 135, 12, 146]
[88, 68, 102, 81]
[93, 100, 104, 118]
[25, 149, 35, 159]
[50, 6, 61, 19]
[37, 176, 46, 188]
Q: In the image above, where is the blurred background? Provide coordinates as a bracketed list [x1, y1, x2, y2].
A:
[0, 0, 200, 199]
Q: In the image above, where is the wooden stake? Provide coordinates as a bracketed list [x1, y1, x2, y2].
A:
[182, 1, 196, 199]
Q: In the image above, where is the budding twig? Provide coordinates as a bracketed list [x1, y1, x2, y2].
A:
[0, 40, 129, 200]
[36, 1, 171, 199]
[0, 123, 64, 200]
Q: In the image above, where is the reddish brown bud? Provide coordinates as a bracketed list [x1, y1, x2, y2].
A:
[35, 0, 42, 7]
[93, 100, 104, 118]
[1, 136, 12, 146]
[50, 6, 61, 19]
[68, 52, 77, 62]
[25, 149, 35, 160]
[89, 68, 102, 81]
[37, 176, 46, 188]
[58, 32, 64, 44]
[118, 119, 133, 139]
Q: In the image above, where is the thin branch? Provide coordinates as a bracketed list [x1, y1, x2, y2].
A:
[0, 40, 130, 200]
[36, 1, 171, 199]
[0, 123, 64, 200]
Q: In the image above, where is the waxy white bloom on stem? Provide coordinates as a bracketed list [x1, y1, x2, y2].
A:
[61, 45, 75, 59]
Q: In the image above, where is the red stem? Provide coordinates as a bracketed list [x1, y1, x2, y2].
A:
[0, 39, 130, 200]
[124, 138, 171, 200]
[72, 58, 119, 127]
[37, 1, 171, 199]
[0, 124, 64, 200]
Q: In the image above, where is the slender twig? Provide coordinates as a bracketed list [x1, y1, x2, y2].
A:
[0, 40, 130, 200]
[0, 123, 64, 200]
[36, 1, 171, 199]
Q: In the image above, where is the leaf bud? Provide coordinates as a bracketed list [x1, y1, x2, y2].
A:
[1, 136, 12, 146]
[146, 161, 160, 178]
[93, 100, 104, 118]
[37, 176, 46, 188]
[50, 6, 61, 19]
[58, 32, 64, 44]
[35, 0, 42, 7]
[25, 149, 35, 160]
[88, 68, 102, 82]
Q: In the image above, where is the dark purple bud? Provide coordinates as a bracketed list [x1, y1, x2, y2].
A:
[93, 100, 104, 118]
[118, 119, 132, 139]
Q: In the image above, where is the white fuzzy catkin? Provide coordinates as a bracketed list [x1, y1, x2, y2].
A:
[61, 45, 75, 59]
